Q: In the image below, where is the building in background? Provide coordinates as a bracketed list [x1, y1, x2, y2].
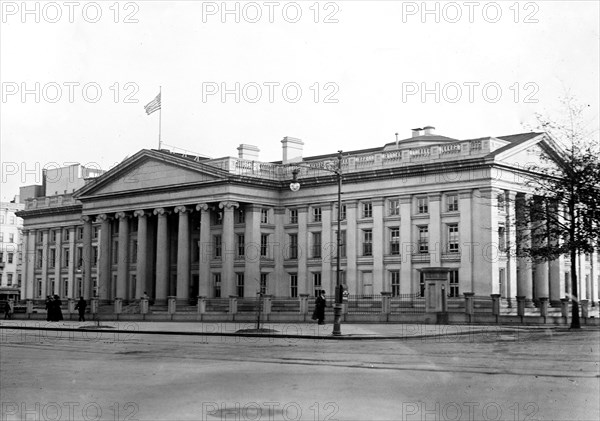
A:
[15, 128, 599, 306]
[0, 201, 24, 300]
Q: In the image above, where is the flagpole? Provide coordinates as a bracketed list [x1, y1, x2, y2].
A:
[158, 86, 162, 150]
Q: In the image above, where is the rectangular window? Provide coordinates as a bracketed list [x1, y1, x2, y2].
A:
[0, 252, 3, 262]
[447, 194, 458, 212]
[289, 209, 298, 224]
[77, 227, 84, 240]
[111, 242, 117, 265]
[214, 235, 222, 258]
[50, 230, 57, 242]
[93, 226, 99, 239]
[418, 226, 429, 253]
[260, 273, 268, 295]
[236, 208, 245, 224]
[7, 252, 14, 264]
[37, 231, 43, 243]
[390, 227, 400, 255]
[63, 248, 70, 267]
[93, 246, 99, 266]
[7, 274, 13, 286]
[417, 197, 428, 214]
[37, 279, 42, 298]
[290, 274, 298, 298]
[131, 241, 137, 263]
[340, 204, 346, 220]
[260, 234, 269, 257]
[289, 234, 298, 259]
[363, 229, 373, 256]
[389, 199, 400, 216]
[497, 192, 505, 211]
[498, 226, 506, 251]
[312, 232, 322, 258]
[261, 208, 269, 224]
[449, 270, 459, 297]
[63, 228, 70, 241]
[63, 278, 69, 297]
[237, 234, 245, 257]
[9, 233, 14, 243]
[213, 273, 221, 298]
[236, 273, 245, 297]
[448, 224, 459, 253]
[362, 202, 373, 218]
[312, 207, 322, 223]
[312, 272, 322, 297]
[36, 249, 43, 268]
[48, 249, 55, 268]
[391, 270, 400, 297]
[335, 230, 346, 258]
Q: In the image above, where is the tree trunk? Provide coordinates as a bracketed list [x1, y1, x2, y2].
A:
[570, 245, 581, 328]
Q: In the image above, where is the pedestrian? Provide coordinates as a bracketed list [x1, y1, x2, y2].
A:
[3, 300, 13, 320]
[75, 296, 87, 322]
[313, 290, 327, 325]
[142, 291, 149, 300]
[45, 295, 53, 321]
[52, 295, 64, 322]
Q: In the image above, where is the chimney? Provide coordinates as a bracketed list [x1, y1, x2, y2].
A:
[411, 128, 423, 137]
[423, 126, 436, 136]
[237, 144, 260, 160]
[281, 136, 304, 164]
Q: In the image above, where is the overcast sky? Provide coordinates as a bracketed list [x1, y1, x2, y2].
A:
[1, 0, 599, 201]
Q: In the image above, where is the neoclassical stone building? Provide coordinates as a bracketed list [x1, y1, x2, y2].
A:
[17, 127, 598, 306]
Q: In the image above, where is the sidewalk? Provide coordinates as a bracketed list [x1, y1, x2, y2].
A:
[0, 319, 584, 341]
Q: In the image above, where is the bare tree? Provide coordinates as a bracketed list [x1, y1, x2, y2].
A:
[520, 96, 600, 328]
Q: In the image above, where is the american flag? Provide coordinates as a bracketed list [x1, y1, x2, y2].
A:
[144, 92, 161, 115]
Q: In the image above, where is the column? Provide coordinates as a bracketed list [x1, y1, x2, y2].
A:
[428, 193, 442, 265]
[97, 214, 111, 301]
[372, 198, 385, 293]
[273, 207, 286, 297]
[134, 210, 149, 300]
[505, 191, 518, 307]
[322, 204, 333, 293]
[531, 197, 549, 300]
[219, 201, 239, 297]
[346, 201, 358, 294]
[67, 227, 76, 299]
[154, 208, 170, 303]
[516, 193, 533, 303]
[244, 205, 261, 297]
[41, 229, 49, 296]
[399, 195, 412, 294]
[174, 206, 191, 302]
[471, 188, 499, 295]
[115, 212, 129, 299]
[82, 216, 93, 300]
[54, 229, 62, 297]
[458, 190, 473, 294]
[196, 204, 211, 297]
[297, 206, 308, 294]
[24, 230, 35, 299]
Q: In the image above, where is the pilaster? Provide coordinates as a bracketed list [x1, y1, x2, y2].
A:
[372, 198, 385, 293]
[399, 195, 412, 294]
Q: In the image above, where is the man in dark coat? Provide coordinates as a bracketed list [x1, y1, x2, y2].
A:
[45, 296, 53, 321]
[314, 290, 326, 325]
[52, 295, 64, 322]
[75, 296, 87, 322]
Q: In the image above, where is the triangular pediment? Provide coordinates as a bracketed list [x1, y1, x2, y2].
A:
[75, 150, 229, 198]
[493, 133, 563, 170]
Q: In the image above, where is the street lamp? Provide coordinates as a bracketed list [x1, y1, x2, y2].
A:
[289, 150, 344, 335]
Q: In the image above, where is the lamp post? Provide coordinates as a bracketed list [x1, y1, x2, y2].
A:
[289, 150, 344, 335]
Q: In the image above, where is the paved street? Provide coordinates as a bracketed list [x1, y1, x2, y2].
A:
[1, 322, 599, 421]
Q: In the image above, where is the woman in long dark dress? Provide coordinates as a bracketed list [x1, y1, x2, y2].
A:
[314, 290, 326, 325]
[52, 295, 64, 321]
[45, 296, 53, 321]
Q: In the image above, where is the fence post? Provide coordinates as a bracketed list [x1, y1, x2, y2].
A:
[581, 300, 589, 319]
[91, 297, 99, 318]
[381, 292, 391, 321]
[463, 292, 474, 322]
[140, 298, 149, 320]
[299, 294, 309, 320]
[68, 298, 76, 320]
[114, 298, 123, 320]
[168, 296, 176, 320]
[197, 296, 206, 320]
[491, 294, 500, 323]
[26, 299, 34, 319]
[516, 296, 526, 319]
[263, 295, 272, 316]
[539, 297, 549, 322]
[228, 296, 238, 319]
